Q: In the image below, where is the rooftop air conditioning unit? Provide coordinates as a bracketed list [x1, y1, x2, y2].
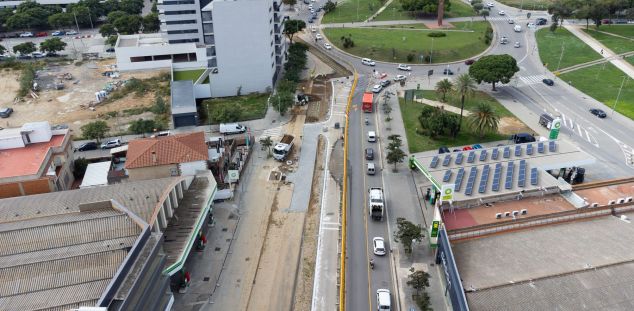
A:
[495, 213, 502, 219]
[512, 210, 519, 216]
[591, 203, 599, 208]
[521, 209, 527, 215]
[608, 200, 616, 205]
[626, 197, 633, 203]
[504, 211, 511, 217]
[618, 198, 626, 204]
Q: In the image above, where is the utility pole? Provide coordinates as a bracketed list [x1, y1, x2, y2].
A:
[612, 76, 628, 115]
[556, 43, 565, 71]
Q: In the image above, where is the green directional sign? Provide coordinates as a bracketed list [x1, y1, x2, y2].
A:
[549, 117, 561, 140]
[430, 220, 440, 238]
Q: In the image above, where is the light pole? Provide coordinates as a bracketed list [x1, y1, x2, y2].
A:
[556, 43, 565, 71]
[612, 76, 628, 115]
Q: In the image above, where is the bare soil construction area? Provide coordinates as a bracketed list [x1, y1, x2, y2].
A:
[0, 60, 167, 134]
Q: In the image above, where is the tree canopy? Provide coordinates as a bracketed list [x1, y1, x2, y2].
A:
[39, 37, 67, 53]
[468, 54, 519, 91]
[401, 0, 451, 14]
[13, 42, 36, 55]
[81, 120, 110, 142]
[394, 217, 424, 254]
[283, 19, 306, 43]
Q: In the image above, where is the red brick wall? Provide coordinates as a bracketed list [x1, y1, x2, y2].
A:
[0, 183, 22, 199]
[22, 178, 52, 195]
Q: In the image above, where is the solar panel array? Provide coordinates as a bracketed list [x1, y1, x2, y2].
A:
[479, 165, 490, 193]
[526, 144, 533, 155]
[492, 148, 499, 160]
[467, 151, 476, 163]
[455, 153, 464, 165]
[503, 147, 511, 158]
[455, 168, 465, 191]
[479, 150, 488, 161]
[443, 170, 452, 182]
[531, 167, 539, 185]
[515, 145, 522, 157]
[538, 142, 545, 153]
[549, 141, 557, 152]
[505, 161, 514, 190]
[442, 154, 451, 166]
[430, 156, 439, 168]
[465, 167, 478, 195]
[518, 160, 527, 187]
[492, 163, 502, 191]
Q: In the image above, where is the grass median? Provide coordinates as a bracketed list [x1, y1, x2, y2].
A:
[321, 0, 378, 23]
[323, 21, 490, 64]
[496, 0, 552, 10]
[560, 63, 634, 120]
[372, 0, 475, 21]
[583, 26, 634, 66]
[414, 89, 515, 118]
[536, 27, 601, 71]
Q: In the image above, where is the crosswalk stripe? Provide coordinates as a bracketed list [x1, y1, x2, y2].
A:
[519, 75, 547, 84]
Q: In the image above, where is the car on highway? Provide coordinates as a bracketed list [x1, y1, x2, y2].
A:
[101, 139, 122, 149]
[601, 19, 611, 24]
[393, 74, 407, 81]
[443, 68, 454, 75]
[311, 26, 316, 32]
[36, 32, 48, 37]
[486, 2, 494, 7]
[52, 30, 65, 36]
[542, 78, 554, 86]
[368, 131, 377, 142]
[324, 43, 332, 50]
[31, 52, 45, 58]
[473, 144, 483, 149]
[536, 18, 548, 25]
[397, 63, 411, 71]
[361, 58, 376, 66]
[0, 107, 14, 118]
[465, 59, 475, 65]
[310, 8, 315, 13]
[76, 141, 98, 152]
[308, 3, 313, 8]
[380, 79, 391, 87]
[19, 32, 34, 37]
[527, 22, 535, 28]
[498, 10, 505, 15]
[365, 148, 374, 160]
[66, 30, 78, 35]
[590, 108, 607, 118]
[308, 18, 313, 23]
[514, 41, 521, 48]
[508, 19, 514, 24]
[372, 84, 383, 93]
[376, 289, 391, 310]
[315, 33, 322, 40]
[373, 237, 386, 255]
[500, 36, 508, 44]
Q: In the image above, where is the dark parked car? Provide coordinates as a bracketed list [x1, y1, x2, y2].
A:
[380, 79, 391, 87]
[0, 107, 13, 118]
[536, 18, 548, 25]
[45, 52, 59, 57]
[438, 146, 450, 154]
[17, 55, 32, 60]
[443, 68, 454, 75]
[511, 133, 536, 144]
[542, 78, 554, 86]
[465, 59, 475, 65]
[365, 147, 374, 160]
[106, 47, 115, 53]
[590, 108, 607, 118]
[76, 141, 98, 151]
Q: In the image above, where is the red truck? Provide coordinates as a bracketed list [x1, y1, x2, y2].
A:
[362, 92, 373, 113]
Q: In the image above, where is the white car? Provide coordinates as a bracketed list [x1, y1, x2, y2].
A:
[308, 4, 313, 9]
[393, 74, 407, 81]
[372, 84, 383, 93]
[66, 30, 78, 35]
[514, 41, 521, 48]
[311, 26, 317, 32]
[527, 22, 536, 28]
[31, 52, 46, 58]
[361, 58, 376, 66]
[498, 10, 505, 15]
[19, 32, 34, 37]
[397, 64, 411, 71]
[486, 2, 494, 7]
[373, 237, 386, 255]
[324, 43, 332, 50]
[101, 139, 122, 149]
[315, 33, 322, 40]
[508, 19, 514, 24]
[310, 8, 315, 13]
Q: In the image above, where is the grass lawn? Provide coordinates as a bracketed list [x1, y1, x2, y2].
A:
[583, 28, 634, 55]
[560, 63, 634, 120]
[368, 23, 428, 29]
[536, 28, 602, 71]
[399, 98, 507, 153]
[373, 0, 475, 21]
[593, 25, 634, 38]
[321, 0, 379, 23]
[201, 93, 270, 123]
[323, 21, 490, 64]
[415, 89, 515, 118]
[173, 69, 209, 83]
[497, 0, 552, 10]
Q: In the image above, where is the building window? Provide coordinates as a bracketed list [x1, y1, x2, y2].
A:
[202, 11, 212, 21]
[154, 54, 172, 60]
[167, 29, 199, 34]
[203, 23, 214, 33]
[162, 0, 195, 4]
[169, 38, 200, 44]
[164, 10, 197, 15]
[130, 56, 153, 62]
[166, 20, 197, 25]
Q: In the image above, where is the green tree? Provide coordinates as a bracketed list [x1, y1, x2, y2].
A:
[70, 5, 93, 27]
[13, 42, 36, 55]
[102, 0, 120, 14]
[129, 118, 161, 135]
[107, 10, 127, 23]
[151, 0, 158, 13]
[120, 0, 144, 14]
[548, 0, 575, 26]
[151, 95, 169, 115]
[407, 270, 431, 294]
[413, 291, 432, 311]
[142, 13, 160, 32]
[6, 13, 36, 31]
[208, 101, 242, 123]
[400, 0, 451, 14]
[261, 136, 273, 156]
[48, 12, 74, 29]
[387, 134, 406, 171]
[114, 14, 142, 34]
[393, 217, 424, 254]
[100, 23, 117, 37]
[468, 54, 519, 91]
[272, 90, 294, 116]
[40, 37, 67, 53]
[468, 102, 499, 138]
[106, 35, 118, 46]
[18, 64, 36, 97]
[81, 120, 110, 142]
[323, 1, 337, 13]
[0, 45, 6, 55]
[283, 19, 306, 43]
[472, 2, 483, 12]
[435, 78, 453, 102]
[454, 73, 476, 132]
[73, 157, 89, 178]
[480, 9, 489, 20]
[282, 0, 297, 7]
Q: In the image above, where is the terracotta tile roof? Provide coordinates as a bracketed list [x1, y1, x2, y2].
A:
[125, 132, 208, 169]
[0, 135, 65, 179]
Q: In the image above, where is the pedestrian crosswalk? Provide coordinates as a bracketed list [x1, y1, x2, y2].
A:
[258, 126, 282, 141]
[519, 75, 547, 85]
[556, 112, 599, 146]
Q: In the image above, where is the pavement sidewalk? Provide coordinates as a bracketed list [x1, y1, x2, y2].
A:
[563, 23, 634, 79]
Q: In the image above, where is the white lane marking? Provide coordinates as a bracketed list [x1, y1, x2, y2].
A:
[597, 128, 634, 168]
[585, 129, 591, 142]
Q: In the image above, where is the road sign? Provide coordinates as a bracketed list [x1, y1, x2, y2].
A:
[440, 184, 455, 203]
[430, 220, 440, 238]
[527, 12, 531, 19]
[549, 117, 561, 140]
[427, 69, 434, 76]
[228, 170, 239, 182]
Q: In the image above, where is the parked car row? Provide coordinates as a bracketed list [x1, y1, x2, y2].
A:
[6, 30, 78, 38]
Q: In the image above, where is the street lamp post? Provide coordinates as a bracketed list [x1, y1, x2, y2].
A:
[612, 76, 628, 115]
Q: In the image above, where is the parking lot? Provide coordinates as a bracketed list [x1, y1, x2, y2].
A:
[1, 29, 111, 59]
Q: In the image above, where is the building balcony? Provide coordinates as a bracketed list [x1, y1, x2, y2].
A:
[202, 23, 214, 34]
[274, 35, 281, 45]
[202, 11, 212, 22]
[204, 35, 215, 45]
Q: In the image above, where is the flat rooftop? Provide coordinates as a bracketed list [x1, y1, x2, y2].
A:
[171, 80, 197, 114]
[413, 140, 595, 202]
[443, 193, 575, 230]
[576, 181, 634, 206]
[0, 134, 65, 179]
[453, 212, 634, 310]
[117, 34, 168, 48]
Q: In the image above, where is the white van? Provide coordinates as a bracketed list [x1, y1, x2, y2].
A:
[219, 123, 247, 134]
[514, 25, 522, 32]
[367, 162, 375, 175]
[361, 58, 376, 66]
[368, 131, 377, 142]
[376, 289, 391, 310]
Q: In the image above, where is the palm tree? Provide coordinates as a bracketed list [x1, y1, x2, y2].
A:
[435, 78, 453, 102]
[455, 73, 477, 132]
[468, 102, 499, 138]
[261, 136, 273, 156]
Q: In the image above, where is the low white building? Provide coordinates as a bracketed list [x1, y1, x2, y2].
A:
[79, 161, 112, 189]
[115, 34, 207, 71]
